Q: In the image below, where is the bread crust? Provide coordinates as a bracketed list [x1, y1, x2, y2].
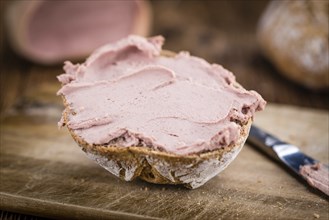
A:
[59, 50, 252, 188]
[258, 0, 329, 90]
[62, 104, 251, 189]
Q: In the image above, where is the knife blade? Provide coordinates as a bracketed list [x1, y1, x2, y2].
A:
[248, 125, 329, 196]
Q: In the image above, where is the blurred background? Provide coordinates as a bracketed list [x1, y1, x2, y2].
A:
[0, 1, 328, 219]
[1, 0, 328, 118]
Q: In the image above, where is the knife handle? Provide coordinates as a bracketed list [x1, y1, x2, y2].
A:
[248, 125, 286, 162]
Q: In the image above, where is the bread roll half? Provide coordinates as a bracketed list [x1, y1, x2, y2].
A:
[57, 35, 265, 189]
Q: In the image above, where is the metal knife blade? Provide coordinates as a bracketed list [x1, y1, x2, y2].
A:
[248, 125, 329, 196]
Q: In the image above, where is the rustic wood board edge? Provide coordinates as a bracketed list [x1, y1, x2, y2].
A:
[0, 192, 159, 220]
[0, 103, 328, 220]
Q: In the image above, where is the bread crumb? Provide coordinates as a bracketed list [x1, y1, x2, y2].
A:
[313, 213, 320, 218]
[162, 187, 166, 191]
[140, 187, 149, 191]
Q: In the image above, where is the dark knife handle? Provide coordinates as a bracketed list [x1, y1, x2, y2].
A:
[248, 125, 287, 162]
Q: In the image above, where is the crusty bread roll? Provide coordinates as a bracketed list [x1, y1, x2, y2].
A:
[57, 36, 265, 189]
[68, 114, 251, 188]
[62, 98, 251, 189]
[258, 0, 329, 90]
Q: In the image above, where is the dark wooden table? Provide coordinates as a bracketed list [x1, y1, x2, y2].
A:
[0, 1, 328, 219]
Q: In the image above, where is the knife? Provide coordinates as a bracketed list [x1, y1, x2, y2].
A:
[248, 125, 329, 196]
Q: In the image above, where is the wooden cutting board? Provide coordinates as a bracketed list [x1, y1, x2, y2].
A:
[0, 103, 328, 220]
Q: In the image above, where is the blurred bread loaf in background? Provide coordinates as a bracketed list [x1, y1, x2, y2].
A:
[5, 0, 151, 65]
[258, 0, 328, 90]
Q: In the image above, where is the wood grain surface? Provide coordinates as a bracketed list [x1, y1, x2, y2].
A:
[0, 59, 328, 219]
[1, 102, 328, 219]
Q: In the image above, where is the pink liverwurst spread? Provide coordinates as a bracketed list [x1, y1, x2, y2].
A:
[299, 163, 329, 196]
[57, 35, 266, 155]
